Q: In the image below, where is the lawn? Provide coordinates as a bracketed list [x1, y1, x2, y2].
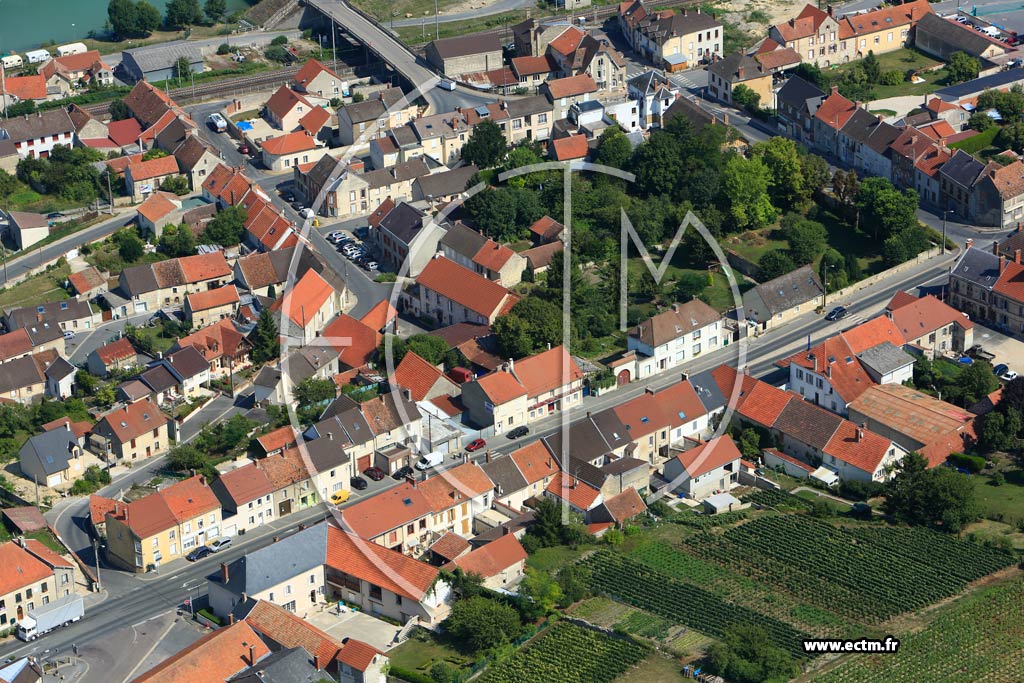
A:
[625, 258, 749, 314]
[794, 489, 852, 513]
[394, 10, 523, 45]
[719, 228, 788, 265]
[972, 467, 1024, 526]
[827, 47, 949, 100]
[950, 126, 998, 156]
[816, 207, 884, 275]
[0, 262, 71, 309]
[616, 653, 689, 683]
[4, 183, 82, 215]
[525, 544, 595, 574]
[85, 239, 163, 275]
[388, 627, 472, 677]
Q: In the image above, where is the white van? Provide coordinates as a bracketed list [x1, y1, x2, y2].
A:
[1, 55, 23, 70]
[414, 451, 444, 471]
[56, 42, 87, 57]
[25, 49, 51, 64]
[981, 26, 1001, 37]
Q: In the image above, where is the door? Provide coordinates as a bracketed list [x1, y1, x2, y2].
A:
[617, 369, 630, 386]
[279, 499, 292, 516]
[357, 455, 370, 471]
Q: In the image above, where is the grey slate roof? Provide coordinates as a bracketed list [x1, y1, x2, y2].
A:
[773, 398, 842, 451]
[302, 436, 351, 473]
[228, 648, 323, 683]
[940, 149, 986, 189]
[140, 364, 178, 393]
[439, 220, 487, 258]
[6, 298, 92, 329]
[480, 455, 528, 497]
[628, 70, 672, 96]
[0, 109, 75, 144]
[865, 120, 902, 155]
[428, 33, 502, 59]
[916, 12, 1002, 58]
[934, 67, 1024, 101]
[162, 345, 209, 380]
[19, 429, 78, 476]
[377, 202, 425, 245]
[43, 356, 75, 381]
[504, 95, 551, 118]
[840, 108, 882, 145]
[0, 355, 43, 394]
[689, 367, 728, 414]
[122, 40, 203, 74]
[951, 246, 1001, 290]
[211, 522, 328, 595]
[857, 341, 915, 376]
[746, 264, 823, 316]
[415, 165, 478, 199]
[119, 263, 161, 296]
[708, 52, 764, 82]
[776, 76, 825, 112]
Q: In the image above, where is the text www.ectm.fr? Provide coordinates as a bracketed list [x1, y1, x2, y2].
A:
[803, 637, 901, 654]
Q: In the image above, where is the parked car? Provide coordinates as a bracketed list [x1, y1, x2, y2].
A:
[364, 261, 379, 271]
[825, 306, 848, 322]
[1001, 370, 1019, 382]
[354, 226, 369, 239]
[350, 476, 368, 490]
[465, 438, 486, 452]
[437, 79, 456, 91]
[206, 112, 227, 132]
[291, 200, 304, 210]
[327, 231, 344, 241]
[994, 363, 1009, 377]
[329, 489, 351, 505]
[392, 465, 414, 480]
[62, 330, 75, 340]
[506, 426, 530, 439]
[238, 143, 250, 155]
[46, 211, 66, 219]
[299, 207, 315, 219]
[363, 466, 386, 481]
[185, 546, 212, 562]
[280, 191, 295, 202]
[208, 537, 232, 553]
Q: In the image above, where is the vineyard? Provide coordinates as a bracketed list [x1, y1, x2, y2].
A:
[814, 579, 1024, 683]
[578, 551, 812, 658]
[683, 516, 1016, 621]
[477, 621, 650, 683]
[742, 488, 814, 511]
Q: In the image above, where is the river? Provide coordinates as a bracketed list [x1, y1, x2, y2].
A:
[0, 0, 253, 55]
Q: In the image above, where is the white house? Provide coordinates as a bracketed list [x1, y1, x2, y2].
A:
[621, 299, 724, 383]
[662, 435, 741, 500]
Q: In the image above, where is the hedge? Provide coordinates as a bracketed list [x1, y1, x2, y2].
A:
[948, 452, 986, 474]
[387, 666, 435, 683]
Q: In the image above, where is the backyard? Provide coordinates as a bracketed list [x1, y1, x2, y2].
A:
[0, 261, 71, 309]
[828, 47, 950, 100]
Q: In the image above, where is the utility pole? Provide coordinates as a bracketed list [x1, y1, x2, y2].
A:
[331, 17, 337, 72]
[942, 208, 949, 255]
[435, 0, 440, 41]
[107, 169, 114, 214]
[92, 538, 102, 590]
[1, 62, 6, 120]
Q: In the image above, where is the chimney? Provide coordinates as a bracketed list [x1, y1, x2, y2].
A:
[856, 425, 863, 442]
[327, 432, 333, 440]
[403, 388, 412, 401]
[228, 613, 236, 624]
[1000, 254, 1007, 274]
[831, 84, 839, 96]
[502, 525, 510, 536]
[994, 240, 1000, 255]
[485, 450, 492, 463]
[64, 420, 71, 432]
[827, 3, 834, 15]
[314, 655, 322, 670]
[220, 562, 229, 583]
[671, 303, 679, 312]
[198, 474, 206, 486]
[645, 387, 654, 395]
[508, 357, 514, 372]
[408, 475, 417, 488]
[1017, 249, 1022, 265]
[248, 645, 255, 667]
[737, 66, 745, 80]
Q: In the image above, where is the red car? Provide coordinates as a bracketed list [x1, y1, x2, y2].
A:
[363, 466, 386, 481]
[465, 438, 487, 452]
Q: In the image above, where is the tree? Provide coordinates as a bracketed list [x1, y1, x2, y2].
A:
[969, 110, 996, 132]
[862, 50, 881, 84]
[758, 249, 796, 281]
[442, 596, 522, 653]
[947, 51, 981, 84]
[493, 297, 563, 357]
[271, 35, 288, 46]
[793, 62, 824, 89]
[0, 170, 18, 199]
[164, 0, 202, 28]
[783, 215, 827, 265]
[168, 444, 205, 472]
[203, 205, 247, 245]
[492, 314, 533, 359]
[832, 169, 859, 207]
[706, 624, 800, 683]
[503, 145, 543, 182]
[217, 42, 231, 55]
[382, 333, 449, 366]
[461, 119, 507, 169]
[116, 229, 144, 262]
[978, 88, 1024, 121]
[720, 155, 776, 230]
[879, 70, 904, 86]
[885, 452, 981, 532]
[265, 45, 290, 63]
[996, 122, 1024, 153]
[158, 223, 195, 257]
[429, 662, 459, 683]
[251, 308, 280, 362]
[855, 176, 918, 240]
[738, 428, 760, 459]
[108, 98, 131, 121]
[594, 126, 632, 169]
[159, 175, 190, 195]
[174, 56, 192, 80]
[950, 361, 1000, 407]
[203, 0, 226, 22]
[731, 84, 761, 112]
[294, 377, 336, 407]
[800, 153, 830, 198]
[978, 408, 1021, 452]
[108, 0, 139, 37]
[136, 0, 162, 33]
[752, 137, 805, 210]
[519, 568, 562, 613]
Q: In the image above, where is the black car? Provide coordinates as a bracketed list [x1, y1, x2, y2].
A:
[46, 212, 66, 219]
[281, 191, 295, 202]
[350, 476, 368, 490]
[825, 306, 848, 322]
[363, 466, 386, 481]
[354, 226, 369, 239]
[186, 546, 212, 562]
[507, 426, 530, 439]
[392, 465, 414, 480]
[291, 200, 304, 211]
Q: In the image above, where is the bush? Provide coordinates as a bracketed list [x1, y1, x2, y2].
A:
[265, 45, 290, 63]
[216, 42, 230, 55]
[990, 472, 1006, 487]
[270, 35, 288, 46]
[879, 70, 904, 86]
[948, 452, 986, 474]
[388, 666, 433, 683]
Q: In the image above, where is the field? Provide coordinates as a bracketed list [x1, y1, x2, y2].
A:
[813, 578, 1024, 683]
[828, 48, 949, 100]
[0, 262, 71, 309]
[477, 621, 650, 683]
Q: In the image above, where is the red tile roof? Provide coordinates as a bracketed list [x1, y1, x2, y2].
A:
[359, 300, 398, 331]
[261, 131, 318, 156]
[0, 328, 33, 362]
[132, 621, 271, 683]
[96, 398, 167, 444]
[336, 638, 386, 672]
[545, 473, 601, 510]
[89, 494, 118, 526]
[339, 481, 431, 540]
[94, 337, 137, 365]
[544, 73, 597, 99]
[842, 315, 906, 354]
[299, 106, 331, 135]
[824, 421, 893, 475]
[430, 531, 472, 561]
[415, 257, 513, 319]
[42, 416, 92, 440]
[773, 4, 830, 41]
[548, 26, 587, 56]
[244, 599, 343, 664]
[528, 215, 564, 241]
[510, 440, 558, 485]
[322, 314, 381, 369]
[265, 85, 312, 122]
[294, 58, 341, 88]
[475, 370, 527, 404]
[417, 462, 494, 512]
[511, 55, 557, 77]
[127, 154, 180, 182]
[22, 539, 72, 569]
[109, 475, 218, 539]
[763, 447, 814, 472]
[890, 294, 973, 341]
[256, 425, 299, 454]
[136, 192, 179, 223]
[512, 345, 583, 399]
[326, 524, 439, 601]
[445, 533, 526, 577]
[176, 318, 248, 363]
[0, 541, 52, 596]
[269, 270, 334, 327]
[107, 117, 144, 147]
[600, 487, 647, 523]
[392, 351, 447, 401]
[178, 252, 231, 283]
[550, 134, 589, 161]
[216, 463, 275, 505]
[186, 285, 239, 312]
[672, 435, 742, 479]
[0, 74, 46, 101]
[738, 378, 793, 427]
[815, 89, 857, 131]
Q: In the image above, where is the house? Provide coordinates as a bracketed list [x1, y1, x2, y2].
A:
[0, 108, 75, 159]
[210, 462, 276, 536]
[848, 383, 975, 467]
[124, 154, 181, 201]
[104, 474, 221, 571]
[185, 285, 240, 328]
[767, 1, 932, 68]
[169, 136, 219, 191]
[610, 380, 710, 464]
[5, 298, 97, 338]
[914, 12, 1008, 61]
[511, 54, 559, 90]
[841, 109, 901, 179]
[270, 269, 339, 344]
[620, 2, 723, 69]
[233, 246, 322, 297]
[813, 86, 858, 158]
[0, 74, 48, 112]
[0, 540, 76, 628]
[438, 221, 525, 288]
[202, 163, 263, 209]
[950, 244, 1021, 331]
[5, 211, 49, 250]
[0, 354, 48, 404]
[528, 215, 564, 245]
[426, 33, 504, 77]
[627, 71, 680, 130]
[0, 139, 18, 173]
[135, 191, 183, 238]
[544, 26, 626, 92]
[543, 472, 603, 513]
[321, 314, 380, 371]
[119, 40, 203, 83]
[310, 392, 422, 474]
[369, 123, 425, 168]
[293, 59, 347, 102]
[775, 75, 825, 145]
[39, 50, 113, 96]
[256, 426, 300, 458]
[410, 256, 518, 326]
[391, 352, 459, 402]
[239, 194, 298, 252]
[462, 346, 583, 432]
[0, 329, 33, 365]
[742, 264, 824, 331]
[622, 299, 724, 383]
[662, 435, 742, 500]
[44, 356, 76, 399]
[87, 337, 144, 377]
[295, 156, 431, 220]
[540, 74, 598, 120]
[18, 426, 84, 489]
[443, 533, 527, 590]
[146, 344, 212, 399]
[90, 398, 169, 462]
[409, 111, 473, 166]
[260, 131, 328, 171]
[588, 488, 647, 528]
[412, 165, 479, 209]
[173, 319, 252, 378]
[129, 621, 273, 683]
[708, 52, 771, 107]
[417, 461, 495, 537]
[548, 134, 590, 161]
[887, 292, 974, 356]
[335, 88, 415, 147]
[485, 441, 559, 510]
[370, 201, 442, 277]
[0, 659, 42, 683]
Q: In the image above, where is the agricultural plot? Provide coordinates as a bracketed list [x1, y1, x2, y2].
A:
[579, 551, 812, 658]
[814, 579, 1024, 683]
[477, 621, 650, 683]
[742, 488, 814, 511]
[686, 516, 1015, 622]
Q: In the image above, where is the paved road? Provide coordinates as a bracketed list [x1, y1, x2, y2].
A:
[389, 0, 533, 28]
[100, 29, 302, 72]
[65, 311, 151, 365]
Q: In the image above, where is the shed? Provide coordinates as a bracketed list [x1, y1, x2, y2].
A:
[2, 506, 48, 534]
[702, 492, 742, 514]
[119, 40, 203, 84]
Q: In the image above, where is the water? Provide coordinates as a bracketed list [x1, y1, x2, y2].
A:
[0, 0, 253, 55]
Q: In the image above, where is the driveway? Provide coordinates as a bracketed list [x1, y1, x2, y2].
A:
[306, 608, 401, 651]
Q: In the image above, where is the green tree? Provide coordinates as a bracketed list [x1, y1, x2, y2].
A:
[168, 444, 205, 472]
[164, 0, 202, 28]
[0, 170, 18, 199]
[885, 452, 981, 532]
[758, 249, 796, 281]
[203, 0, 226, 22]
[159, 175, 190, 195]
[720, 155, 776, 230]
[174, 56, 192, 80]
[731, 84, 761, 112]
[855, 176, 918, 240]
[738, 428, 761, 459]
[969, 110, 996, 132]
[203, 205, 247, 245]
[429, 662, 459, 683]
[217, 42, 231, 55]
[996, 122, 1024, 153]
[442, 596, 522, 653]
[879, 70, 904, 86]
[108, 0, 139, 37]
[382, 333, 450, 366]
[265, 45, 290, 62]
[862, 50, 881, 83]
[947, 51, 981, 84]
[294, 377, 336, 407]
[271, 35, 288, 46]
[594, 126, 633, 169]
[493, 297, 563, 357]
[491, 314, 533, 359]
[800, 152, 830, 198]
[706, 624, 800, 683]
[978, 88, 1024, 121]
[108, 98, 132, 121]
[503, 145, 543, 184]
[832, 168, 859, 207]
[783, 215, 827, 265]
[519, 568, 562, 613]
[158, 223, 195, 257]
[978, 408, 1021, 452]
[116, 229, 145, 262]
[461, 119, 507, 168]
[950, 361, 1000, 407]
[251, 308, 280, 362]
[136, 0, 162, 33]
[752, 137, 806, 210]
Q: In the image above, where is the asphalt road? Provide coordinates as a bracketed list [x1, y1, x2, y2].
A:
[389, 0, 533, 28]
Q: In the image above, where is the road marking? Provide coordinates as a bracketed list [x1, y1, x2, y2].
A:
[120, 614, 177, 683]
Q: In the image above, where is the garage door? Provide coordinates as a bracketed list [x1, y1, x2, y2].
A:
[133, 301, 147, 313]
[357, 455, 371, 471]
[223, 524, 237, 538]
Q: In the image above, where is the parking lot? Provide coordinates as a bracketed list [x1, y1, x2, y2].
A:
[971, 324, 1024, 377]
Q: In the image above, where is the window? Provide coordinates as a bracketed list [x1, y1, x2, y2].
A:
[285, 584, 292, 595]
[40, 583, 47, 593]
[284, 601, 296, 612]
[309, 574, 316, 584]
[369, 583, 383, 601]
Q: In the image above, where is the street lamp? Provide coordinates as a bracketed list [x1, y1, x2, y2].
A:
[822, 262, 837, 309]
[942, 208, 952, 255]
